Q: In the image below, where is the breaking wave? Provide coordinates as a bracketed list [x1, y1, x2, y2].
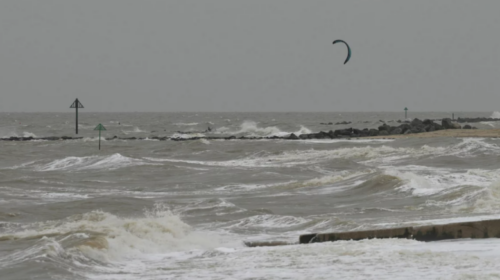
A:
[34, 153, 157, 171]
[490, 111, 500, 118]
[171, 132, 206, 139]
[0, 126, 37, 138]
[174, 122, 199, 126]
[145, 139, 500, 170]
[0, 204, 223, 274]
[215, 121, 311, 137]
[122, 127, 146, 134]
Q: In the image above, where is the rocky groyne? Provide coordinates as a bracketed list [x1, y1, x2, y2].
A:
[456, 117, 500, 123]
[296, 118, 469, 139]
[0, 118, 478, 142]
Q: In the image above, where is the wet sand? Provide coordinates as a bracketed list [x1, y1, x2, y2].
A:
[367, 129, 500, 139]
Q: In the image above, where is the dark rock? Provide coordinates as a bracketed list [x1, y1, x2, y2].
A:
[316, 131, 331, 139]
[378, 130, 389, 136]
[442, 118, 461, 129]
[422, 119, 434, 125]
[42, 136, 60, 141]
[410, 127, 426, 134]
[433, 123, 443, 130]
[368, 129, 379, 136]
[398, 124, 412, 133]
[378, 124, 391, 131]
[334, 128, 353, 136]
[389, 127, 403, 135]
[288, 133, 299, 140]
[463, 124, 472, 129]
[411, 118, 424, 127]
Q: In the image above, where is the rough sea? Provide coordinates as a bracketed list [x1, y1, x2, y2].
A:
[2, 111, 500, 280]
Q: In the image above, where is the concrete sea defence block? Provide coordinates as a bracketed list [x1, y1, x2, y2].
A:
[299, 219, 500, 244]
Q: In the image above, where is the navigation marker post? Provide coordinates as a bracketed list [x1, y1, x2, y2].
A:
[94, 124, 106, 150]
[404, 107, 408, 119]
[70, 98, 84, 134]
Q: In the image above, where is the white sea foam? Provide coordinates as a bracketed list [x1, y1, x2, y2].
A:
[122, 127, 146, 134]
[2, 161, 37, 170]
[170, 132, 206, 139]
[298, 139, 394, 144]
[216, 121, 311, 137]
[481, 121, 496, 127]
[0, 205, 225, 266]
[0, 126, 19, 138]
[462, 180, 500, 213]
[35, 153, 156, 172]
[0, 130, 37, 138]
[174, 122, 199, 126]
[74, 238, 500, 279]
[145, 139, 500, 170]
[384, 166, 500, 196]
[22, 131, 37, 138]
[177, 199, 246, 217]
[145, 145, 433, 168]
[221, 214, 311, 230]
[490, 111, 500, 118]
[82, 137, 107, 142]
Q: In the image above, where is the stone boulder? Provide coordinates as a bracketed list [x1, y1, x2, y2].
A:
[334, 128, 353, 136]
[442, 118, 461, 129]
[398, 123, 412, 134]
[288, 133, 299, 140]
[378, 124, 391, 131]
[411, 118, 424, 127]
[389, 127, 403, 135]
[368, 129, 379, 136]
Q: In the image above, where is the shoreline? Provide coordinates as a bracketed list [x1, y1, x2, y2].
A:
[365, 128, 500, 139]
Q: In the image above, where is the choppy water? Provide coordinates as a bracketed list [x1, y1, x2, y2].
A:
[2, 112, 500, 280]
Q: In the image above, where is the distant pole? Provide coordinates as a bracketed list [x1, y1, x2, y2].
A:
[404, 107, 408, 119]
[70, 98, 84, 134]
[94, 124, 106, 150]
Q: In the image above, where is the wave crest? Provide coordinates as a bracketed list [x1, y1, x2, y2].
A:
[35, 153, 156, 171]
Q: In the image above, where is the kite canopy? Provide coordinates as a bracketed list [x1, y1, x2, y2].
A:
[332, 39, 351, 64]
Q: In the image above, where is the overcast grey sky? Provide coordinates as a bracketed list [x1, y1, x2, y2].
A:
[0, 1, 499, 112]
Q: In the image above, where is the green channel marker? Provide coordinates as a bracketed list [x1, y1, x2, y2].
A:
[404, 107, 408, 119]
[94, 123, 107, 150]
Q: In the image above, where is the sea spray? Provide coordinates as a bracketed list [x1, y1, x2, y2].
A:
[215, 121, 312, 137]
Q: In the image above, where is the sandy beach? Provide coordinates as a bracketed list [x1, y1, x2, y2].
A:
[366, 129, 500, 139]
